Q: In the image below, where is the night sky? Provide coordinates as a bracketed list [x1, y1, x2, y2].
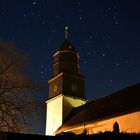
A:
[0, 0, 140, 134]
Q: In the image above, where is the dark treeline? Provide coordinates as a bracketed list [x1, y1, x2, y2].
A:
[0, 132, 140, 140]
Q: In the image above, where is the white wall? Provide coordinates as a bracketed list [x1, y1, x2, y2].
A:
[46, 95, 86, 136]
[46, 95, 63, 135]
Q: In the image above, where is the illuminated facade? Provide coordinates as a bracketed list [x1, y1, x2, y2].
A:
[55, 84, 140, 135]
[46, 28, 140, 136]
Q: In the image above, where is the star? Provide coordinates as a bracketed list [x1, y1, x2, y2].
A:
[79, 17, 82, 20]
[33, 1, 36, 5]
[124, 60, 128, 64]
[115, 21, 119, 25]
[93, 51, 97, 54]
[42, 21, 46, 25]
[41, 76, 45, 80]
[77, 2, 81, 5]
[113, 6, 116, 9]
[52, 29, 56, 33]
[88, 52, 92, 56]
[83, 41, 89, 46]
[102, 53, 106, 57]
[23, 14, 27, 18]
[31, 12, 34, 16]
[113, 63, 120, 72]
[89, 35, 93, 39]
[40, 71, 43, 74]
[83, 60, 87, 64]
[113, 16, 116, 19]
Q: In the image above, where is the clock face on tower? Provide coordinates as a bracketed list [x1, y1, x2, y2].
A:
[72, 84, 77, 91]
[48, 72, 84, 99]
[53, 85, 58, 92]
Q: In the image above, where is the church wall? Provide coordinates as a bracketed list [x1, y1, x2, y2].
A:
[65, 111, 140, 135]
[87, 111, 140, 134]
[46, 95, 63, 135]
[63, 96, 86, 121]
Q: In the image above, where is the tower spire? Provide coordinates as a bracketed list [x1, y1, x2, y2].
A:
[64, 26, 68, 39]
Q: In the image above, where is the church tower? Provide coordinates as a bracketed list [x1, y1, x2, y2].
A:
[45, 27, 87, 135]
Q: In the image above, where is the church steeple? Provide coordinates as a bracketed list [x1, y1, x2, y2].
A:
[53, 27, 80, 76]
[47, 27, 85, 99]
[46, 28, 87, 135]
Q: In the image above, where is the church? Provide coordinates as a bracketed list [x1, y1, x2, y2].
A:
[45, 28, 140, 136]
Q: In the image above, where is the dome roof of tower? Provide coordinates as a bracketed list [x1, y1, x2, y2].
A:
[57, 39, 76, 52]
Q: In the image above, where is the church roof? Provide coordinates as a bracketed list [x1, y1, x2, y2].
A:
[57, 39, 76, 52]
[56, 83, 140, 134]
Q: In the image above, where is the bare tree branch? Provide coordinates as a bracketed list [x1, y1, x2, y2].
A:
[0, 40, 41, 133]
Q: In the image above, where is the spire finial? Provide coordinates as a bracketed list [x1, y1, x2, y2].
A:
[64, 26, 68, 39]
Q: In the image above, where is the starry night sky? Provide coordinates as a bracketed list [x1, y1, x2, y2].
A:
[0, 0, 140, 134]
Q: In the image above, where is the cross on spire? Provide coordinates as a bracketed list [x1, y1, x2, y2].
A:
[64, 26, 68, 39]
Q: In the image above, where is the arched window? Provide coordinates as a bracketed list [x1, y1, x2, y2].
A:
[113, 122, 120, 133]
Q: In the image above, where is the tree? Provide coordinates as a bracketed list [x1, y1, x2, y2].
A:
[0, 40, 39, 133]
